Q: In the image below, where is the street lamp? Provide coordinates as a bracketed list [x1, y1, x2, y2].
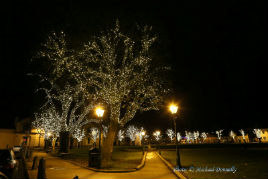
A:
[169, 103, 181, 168]
[141, 131, 146, 154]
[95, 107, 104, 157]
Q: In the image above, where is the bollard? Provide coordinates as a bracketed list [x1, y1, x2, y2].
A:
[37, 157, 47, 179]
[32, 156, 39, 170]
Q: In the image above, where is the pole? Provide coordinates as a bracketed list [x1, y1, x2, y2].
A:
[142, 138, 144, 155]
[173, 115, 181, 168]
[99, 118, 102, 168]
[99, 119, 102, 152]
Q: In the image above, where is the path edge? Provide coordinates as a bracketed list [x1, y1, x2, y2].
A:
[62, 151, 147, 173]
[155, 151, 188, 179]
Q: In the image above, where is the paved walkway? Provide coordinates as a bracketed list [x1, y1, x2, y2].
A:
[27, 152, 178, 179]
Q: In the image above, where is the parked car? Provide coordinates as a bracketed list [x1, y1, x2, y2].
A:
[12, 146, 23, 159]
[0, 149, 18, 179]
[12, 146, 22, 153]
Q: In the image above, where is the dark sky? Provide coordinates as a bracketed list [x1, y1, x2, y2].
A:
[0, 0, 266, 131]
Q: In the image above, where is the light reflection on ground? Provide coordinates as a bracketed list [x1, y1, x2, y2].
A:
[146, 152, 155, 160]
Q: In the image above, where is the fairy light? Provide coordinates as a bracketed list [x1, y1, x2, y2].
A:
[153, 130, 161, 141]
[166, 129, 175, 141]
[177, 132, 181, 141]
[194, 131, 200, 140]
[216, 130, 223, 140]
[33, 21, 169, 136]
[126, 125, 138, 142]
[90, 128, 99, 142]
[239, 129, 246, 140]
[117, 129, 124, 142]
[253, 129, 262, 139]
[73, 128, 85, 142]
[229, 130, 236, 140]
[201, 132, 207, 141]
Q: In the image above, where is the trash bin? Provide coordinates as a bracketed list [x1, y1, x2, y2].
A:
[88, 148, 100, 168]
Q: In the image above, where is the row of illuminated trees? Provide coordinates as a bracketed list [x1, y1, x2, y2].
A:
[34, 103, 264, 148]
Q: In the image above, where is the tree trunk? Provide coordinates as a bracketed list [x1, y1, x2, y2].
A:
[101, 120, 118, 168]
[70, 137, 74, 149]
[60, 131, 69, 153]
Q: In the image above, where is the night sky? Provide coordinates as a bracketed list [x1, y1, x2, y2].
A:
[0, 1, 266, 131]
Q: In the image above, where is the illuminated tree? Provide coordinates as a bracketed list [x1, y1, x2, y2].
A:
[216, 130, 223, 141]
[193, 131, 200, 143]
[33, 82, 96, 152]
[239, 129, 246, 143]
[166, 129, 175, 142]
[229, 130, 236, 142]
[73, 128, 85, 142]
[33, 21, 169, 166]
[177, 132, 181, 142]
[201, 132, 207, 142]
[185, 131, 194, 143]
[33, 107, 61, 139]
[102, 125, 108, 138]
[117, 129, 124, 144]
[153, 131, 161, 141]
[90, 128, 99, 142]
[253, 129, 262, 143]
[78, 21, 169, 166]
[126, 125, 138, 144]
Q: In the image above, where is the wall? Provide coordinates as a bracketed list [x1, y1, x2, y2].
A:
[0, 129, 45, 149]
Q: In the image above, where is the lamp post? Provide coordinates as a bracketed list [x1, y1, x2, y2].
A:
[96, 107, 104, 161]
[169, 104, 181, 168]
[141, 131, 145, 154]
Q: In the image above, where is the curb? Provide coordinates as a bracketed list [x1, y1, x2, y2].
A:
[61, 151, 147, 173]
[155, 152, 188, 179]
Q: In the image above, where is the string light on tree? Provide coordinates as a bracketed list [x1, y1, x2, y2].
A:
[185, 131, 194, 143]
[216, 130, 223, 140]
[229, 130, 236, 140]
[253, 129, 262, 143]
[239, 129, 246, 140]
[73, 128, 85, 142]
[153, 130, 161, 141]
[126, 125, 138, 142]
[33, 20, 170, 167]
[177, 132, 181, 142]
[193, 131, 200, 142]
[117, 130, 124, 142]
[201, 132, 207, 141]
[166, 129, 175, 142]
[102, 125, 108, 138]
[90, 128, 99, 143]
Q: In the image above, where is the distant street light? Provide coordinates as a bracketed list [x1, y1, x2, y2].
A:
[141, 130, 146, 154]
[169, 103, 181, 168]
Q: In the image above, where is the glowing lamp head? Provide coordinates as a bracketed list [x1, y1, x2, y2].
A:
[47, 132, 51, 137]
[169, 104, 178, 114]
[141, 131, 145, 136]
[156, 131, 160, 135]
[96, 107, 104, 117]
